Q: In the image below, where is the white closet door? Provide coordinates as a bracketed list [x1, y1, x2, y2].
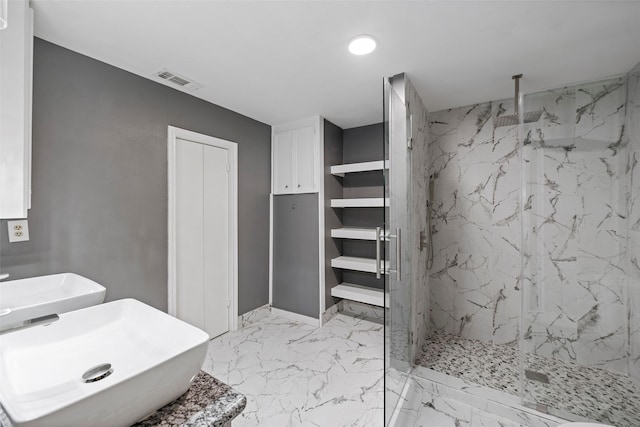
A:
[203, 144, 230, 338]
[175, 138, 205, 330]
[175, 138, 230, 339]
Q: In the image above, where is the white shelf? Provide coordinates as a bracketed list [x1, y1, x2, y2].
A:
[331, 283, 388, 308]
[330, 198, 388, 208]
[331, 160, 387, 177]
[331, 256, 383, 273]
[331, 227, 378, 240]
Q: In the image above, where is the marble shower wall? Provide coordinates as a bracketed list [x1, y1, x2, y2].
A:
[428, 73, 636, 378]
[428, 100, 521, 346]
[406, 79, 430, 363]
[627, 60, 640, 385]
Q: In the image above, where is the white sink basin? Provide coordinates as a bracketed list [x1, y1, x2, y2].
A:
[0, 299, 210, 427]
[0, 273, 106, 330]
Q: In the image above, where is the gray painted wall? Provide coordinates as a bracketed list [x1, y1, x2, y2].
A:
[343, 124, 385, 200]
[272, 193, 320, 318]
[343, 124, 384, 162]
[323, 120, 343, 310]
[0, 39, 271, 315]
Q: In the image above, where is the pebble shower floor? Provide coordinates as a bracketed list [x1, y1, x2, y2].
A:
[416, 331, 640, 427]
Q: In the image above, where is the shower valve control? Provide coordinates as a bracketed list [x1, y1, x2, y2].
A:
[419, 231, 427, 251]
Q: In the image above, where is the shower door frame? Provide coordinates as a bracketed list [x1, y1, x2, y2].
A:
[384, 74, 415, 425]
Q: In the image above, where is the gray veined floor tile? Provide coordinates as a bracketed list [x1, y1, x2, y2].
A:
[202, 313, 383, 427]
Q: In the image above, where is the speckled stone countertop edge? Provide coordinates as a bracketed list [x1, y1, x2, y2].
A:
[133, 371, 247, 427]
[0, 371, 246, 427]
[182, 392, 247, 427]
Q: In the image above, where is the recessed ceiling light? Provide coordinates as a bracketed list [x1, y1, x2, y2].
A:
[348, 35, 376, 55]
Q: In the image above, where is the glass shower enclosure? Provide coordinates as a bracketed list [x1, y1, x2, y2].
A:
[383, 74, 414, 425]
[520, 68, 640, 425]
[384, 63, 640, 427]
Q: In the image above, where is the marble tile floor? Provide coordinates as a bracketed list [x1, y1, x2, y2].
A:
[392, 368, 565, 427]
[202, 312, 384, 426]
[415, 332, 640, 427]
[394, 377, 530, 427]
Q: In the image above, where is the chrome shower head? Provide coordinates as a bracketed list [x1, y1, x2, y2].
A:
[493, 74, 543, 128]
[493, 110, 543, 128]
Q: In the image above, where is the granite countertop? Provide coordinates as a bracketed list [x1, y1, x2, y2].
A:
[0, 371, 245, 427]
[133, 371, 246, 427]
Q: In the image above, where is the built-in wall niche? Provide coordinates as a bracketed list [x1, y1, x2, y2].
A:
[269, 116, 326, 326]
[329, 161, 388, 308]
[269, 119, 388, 326]
[328, 124, 388, 309]
[0, 0, 33, 219]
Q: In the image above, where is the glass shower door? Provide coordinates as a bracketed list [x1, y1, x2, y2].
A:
[384, 75, 413, 424]
[520, 77, 639, 427]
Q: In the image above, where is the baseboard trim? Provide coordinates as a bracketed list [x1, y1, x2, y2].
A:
[237, 304, 270, 328]
[321, 301, 341, 326]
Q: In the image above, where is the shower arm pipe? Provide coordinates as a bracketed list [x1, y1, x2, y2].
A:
[512, 74, 522, 117]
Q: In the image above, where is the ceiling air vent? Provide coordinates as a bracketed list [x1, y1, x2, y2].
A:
[153, 68, 203, 91]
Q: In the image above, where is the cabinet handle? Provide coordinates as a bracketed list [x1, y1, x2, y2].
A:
[285, 185, 288, 188]
[298, 184, 301, 188]
[375, 227, 381, 279]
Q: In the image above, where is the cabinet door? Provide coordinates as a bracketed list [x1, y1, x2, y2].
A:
[272, 130, 294, 194]
[0, 1, 32, 218]
[294, 125, 316, 193]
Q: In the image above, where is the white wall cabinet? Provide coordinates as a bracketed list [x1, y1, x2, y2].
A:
[272, 129, 295, 193]
[0, 0, 33, 219]
[272, 117, 319, 195]
[294, 125, 316, 192]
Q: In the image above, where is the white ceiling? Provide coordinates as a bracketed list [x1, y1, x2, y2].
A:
[31, 0, 640, 129]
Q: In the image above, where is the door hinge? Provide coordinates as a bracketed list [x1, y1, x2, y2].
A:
[226, 163, 230, 172]
[408, 331, 413, 346]
[226, 299, 230, 307]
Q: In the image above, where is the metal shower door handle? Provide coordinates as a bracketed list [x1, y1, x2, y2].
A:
[395, 228, 401, 280]
[388, 228, 401, 281]
[375, 226, 381, 279]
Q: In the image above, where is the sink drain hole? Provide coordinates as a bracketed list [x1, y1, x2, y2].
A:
[82, 363, 113, 383]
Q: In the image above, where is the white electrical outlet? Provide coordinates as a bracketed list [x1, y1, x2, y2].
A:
[7, 220, 29, 243]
